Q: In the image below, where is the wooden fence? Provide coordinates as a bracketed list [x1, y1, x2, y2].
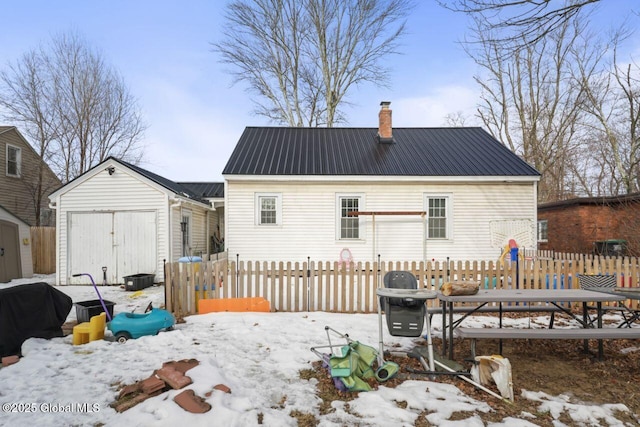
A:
[30, 226, 56, 274]
[164, 253, 640, 317]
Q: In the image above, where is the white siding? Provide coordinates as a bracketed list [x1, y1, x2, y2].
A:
[226, 179, 536, 263]
[168, 202, 213, 262]
[55, 166, 169, 285]
[0, 206, 33, 278]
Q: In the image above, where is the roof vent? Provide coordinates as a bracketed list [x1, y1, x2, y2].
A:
[377, 101, 394, 144]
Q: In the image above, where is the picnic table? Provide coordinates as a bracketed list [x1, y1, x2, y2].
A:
[586, 287, 640, 328]
[438, 288, 627, 360]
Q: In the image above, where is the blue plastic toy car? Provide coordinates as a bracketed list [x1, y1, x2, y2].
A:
[108, 302, 175, 343]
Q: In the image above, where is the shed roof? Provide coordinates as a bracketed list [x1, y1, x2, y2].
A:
[223, 127, 540, 177]
[49, 157, 211, 207]
[115, 158, 212, 204]
[178, 182, 224, 199]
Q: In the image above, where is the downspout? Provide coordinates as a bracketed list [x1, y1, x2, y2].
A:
[205, 208, 210, 258]
[169, 198, 183, 264]
[49, 200, 59, 285]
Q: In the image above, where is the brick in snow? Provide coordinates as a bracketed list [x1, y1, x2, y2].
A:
[162, 358, 199, 374]
[140, 375, 166, 395]
[173, 389, 211, 414]
[156, 366, 192, 390]
[1, 355, 19, 367]
[213, 384, 232, 394]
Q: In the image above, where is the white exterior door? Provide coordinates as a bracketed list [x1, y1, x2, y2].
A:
[114, 211, 157, 279]
[68, 212, 114, 284]
[68, 211, 157, 284]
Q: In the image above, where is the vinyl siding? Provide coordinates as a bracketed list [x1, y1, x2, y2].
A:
[0, 128, 61, 226]
[225, 179, 536, 263]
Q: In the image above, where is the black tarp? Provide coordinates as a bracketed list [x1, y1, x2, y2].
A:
[0, 282, 72, 357]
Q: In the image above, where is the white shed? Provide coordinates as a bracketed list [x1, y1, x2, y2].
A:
[0, 204, 33, 282]
[49, 158, 217, 285]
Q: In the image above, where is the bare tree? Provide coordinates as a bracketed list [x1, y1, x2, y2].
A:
[0, 31, 146, 183]
[440, 0, 604, 51]
[576, 38, 640, 195]
[0, 51, 62, 225]
[469, 18, 593, 202]
[213, 0, 413, 127]
[443, 111, 469, 126]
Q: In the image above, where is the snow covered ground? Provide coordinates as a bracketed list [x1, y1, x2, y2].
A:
[0, 274, 636, 426]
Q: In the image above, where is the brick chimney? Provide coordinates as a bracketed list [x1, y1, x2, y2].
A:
[377, 101, 394, 143]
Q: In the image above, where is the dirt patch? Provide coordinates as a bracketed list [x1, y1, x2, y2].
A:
[438, 336, 640, 425]
[302, 331, 640, 426]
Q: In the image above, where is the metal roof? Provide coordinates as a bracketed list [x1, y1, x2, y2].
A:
[112, 158, 211, 205]
[222, 127, 540, 177]
[178, 182, 224, 198]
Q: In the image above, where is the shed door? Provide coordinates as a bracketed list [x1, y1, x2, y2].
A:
[69, 212, 114, 284]
[68, 211, 157, 284]
[114, 211, 157, 279]
[0, 220, 21, 283]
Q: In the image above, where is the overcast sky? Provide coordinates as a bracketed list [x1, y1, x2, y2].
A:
[1, 1, 637, 181]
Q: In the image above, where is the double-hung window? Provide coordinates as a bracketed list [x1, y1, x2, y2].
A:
[425, 195, 450, 239]
[338, 195, 362, 239]
[256, 193, 281, 226]
[6, 144, 21, 177]
[537, 220, 548, 242]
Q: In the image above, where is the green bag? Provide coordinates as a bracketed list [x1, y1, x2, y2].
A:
[328, 341, 379, 391]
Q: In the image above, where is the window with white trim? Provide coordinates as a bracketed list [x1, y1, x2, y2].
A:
[425, 195, 450, 239]
[6, 144, 21, 177]
[338, 195, 362, 239]
[181, 211, 192, 257]
[537, 220, 548, 242]
[256, 193, 281, 225]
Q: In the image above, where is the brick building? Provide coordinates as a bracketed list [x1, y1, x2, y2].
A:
[537, 193, 640, 256]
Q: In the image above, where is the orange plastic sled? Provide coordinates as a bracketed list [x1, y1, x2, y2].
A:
[198, 297, 270, 314]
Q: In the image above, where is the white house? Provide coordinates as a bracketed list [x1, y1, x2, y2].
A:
[222, 102, 541, 264]
[49, 158, 223, 285]
[0, 204, 33, 282]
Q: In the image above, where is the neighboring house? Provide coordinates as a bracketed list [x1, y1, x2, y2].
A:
[0, 126, 61, 226]
[537, 193, 640, 257]
[48, 157, 223, 285]
[0, 204, 33, 282]
[222, 102, 541, 263]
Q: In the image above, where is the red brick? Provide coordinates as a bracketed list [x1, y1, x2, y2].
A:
[213, 384, 231, 394]
[2, 355, 19, 367]
[156, 366, 192, 390]
[140, 375, 166, 395]
[163, 359, 199, 374]
[173, 389, 211, 413]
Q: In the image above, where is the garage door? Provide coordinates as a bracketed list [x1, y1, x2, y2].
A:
[68, 211, 157, 284]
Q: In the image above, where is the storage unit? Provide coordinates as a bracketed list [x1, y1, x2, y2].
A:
[75, 300, 115, 323]
[123, 273, 155, 291]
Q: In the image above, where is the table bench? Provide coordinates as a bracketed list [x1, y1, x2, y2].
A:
[428, 304, 564, 317]
[429, 304, 565, 340]
[455, 327, 640, 360]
